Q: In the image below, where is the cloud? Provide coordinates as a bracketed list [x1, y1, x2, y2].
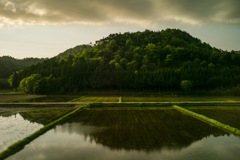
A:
[158, 0, 240, 24]
[0, 0, 239, 26]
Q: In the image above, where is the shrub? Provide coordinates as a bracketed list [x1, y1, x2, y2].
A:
[180, 80, 193, 91]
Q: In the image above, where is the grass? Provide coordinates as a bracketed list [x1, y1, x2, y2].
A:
[122, 95, 240, 102]
[186, 106, 240, 129]
[1, 93, 240, 103]
[0, 90, 22, 95]
[26, 95, 80, 102]
[119, 97, 122, 103]
[0, 94, 45, 102]
[70, 96, 119, 102]
[88, 102, 172, 108]
[0, 105, 87, 160]
[0, 94, 82, 103]
[173, 105, 240, 136]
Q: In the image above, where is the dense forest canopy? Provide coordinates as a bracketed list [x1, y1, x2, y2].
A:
[0, 56, 45, 78]
[8, 29, 240, 94]
[0, 56, 45, 89]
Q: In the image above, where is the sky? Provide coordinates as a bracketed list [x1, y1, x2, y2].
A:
[0, 0, 240, 59]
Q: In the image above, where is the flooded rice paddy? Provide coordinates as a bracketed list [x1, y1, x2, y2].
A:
[0, 106, 74, 154]
[4, 107, 240, 160]
[0, 113, 43, 153]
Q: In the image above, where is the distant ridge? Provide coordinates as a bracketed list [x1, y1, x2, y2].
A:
[0, 56, 45, 78]
[56, 44, 92, 60]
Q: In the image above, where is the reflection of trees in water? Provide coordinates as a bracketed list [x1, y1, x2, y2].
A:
[0, 111, 17, 117]
[0, 107, 73, 125]
[19, 108, 73, 125]
[0, 113, 44, 153]
[66, 108, 227, 151]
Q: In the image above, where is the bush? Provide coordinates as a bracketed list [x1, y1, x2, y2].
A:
[180, 80, 193, 91]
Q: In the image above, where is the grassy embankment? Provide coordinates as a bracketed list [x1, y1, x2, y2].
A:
[173, 105, 240, 136]
[186, 106, 240, 129]
[0, 105, 88, 160]
[119, 97, 122, 103]
[70, 96, 119, 102]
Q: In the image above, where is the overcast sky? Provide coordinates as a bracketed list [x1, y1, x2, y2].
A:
[0, 0, 240, 58]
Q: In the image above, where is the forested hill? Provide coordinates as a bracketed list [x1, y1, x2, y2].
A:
[9, 29, 240, 94]
[0, 56, 45, 78]
[56, 44, 92, 60]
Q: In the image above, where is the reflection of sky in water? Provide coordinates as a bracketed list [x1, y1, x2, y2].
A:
[0, 114, 43, 153]
[8, 123, 240, 160]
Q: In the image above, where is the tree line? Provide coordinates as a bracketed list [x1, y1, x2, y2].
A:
[0, 56, 45, 89]
[8, 29, 240, 94]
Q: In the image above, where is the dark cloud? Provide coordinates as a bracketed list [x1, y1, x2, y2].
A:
[159, 0, 219, 20]
[0, 0, 239, 25]
[159, 0, 240, 23]
[220, 0, 240, 21]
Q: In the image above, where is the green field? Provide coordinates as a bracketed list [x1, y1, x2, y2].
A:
[70, 96, 119, 102]
[70, 95, 240, 103]
[122, 95, 240, 102]
[0, 95, 45, 102]
[1, 92, 240, 103]
[0, 94, 82, 103]
[67, 95, 240, 104]
[186, 106, 240, 129]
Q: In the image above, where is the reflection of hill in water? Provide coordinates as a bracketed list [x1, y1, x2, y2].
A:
[63, 108, 227, 151]
[0, 108, 22, 117]
[0, 111, 16, 117]
[19, 107, 73, 125]
[0, 107, 73, 125]
[0, 113, 43, 153]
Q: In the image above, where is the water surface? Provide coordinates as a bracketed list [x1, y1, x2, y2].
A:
[0, 113, 43, 153]
[0, 106, 74, 153]
[7, 108, 240, 160]
[7, 123, 240, 160]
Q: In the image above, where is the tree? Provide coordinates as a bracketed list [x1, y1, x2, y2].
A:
[8, 73, 18, 89]
[18, 74, 42, 94]
[180, 80, 193, 91]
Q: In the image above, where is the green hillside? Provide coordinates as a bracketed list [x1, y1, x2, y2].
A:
[0, 56, 45, 78]
[56, 44, 92, 60]
[8, 29, 240, 94]
[0, 56, 45, 89]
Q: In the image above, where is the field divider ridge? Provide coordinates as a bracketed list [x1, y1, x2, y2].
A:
[172, 105, 240, 136]
[119, 97, 122, 103]
[0, 104, 89, 160]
